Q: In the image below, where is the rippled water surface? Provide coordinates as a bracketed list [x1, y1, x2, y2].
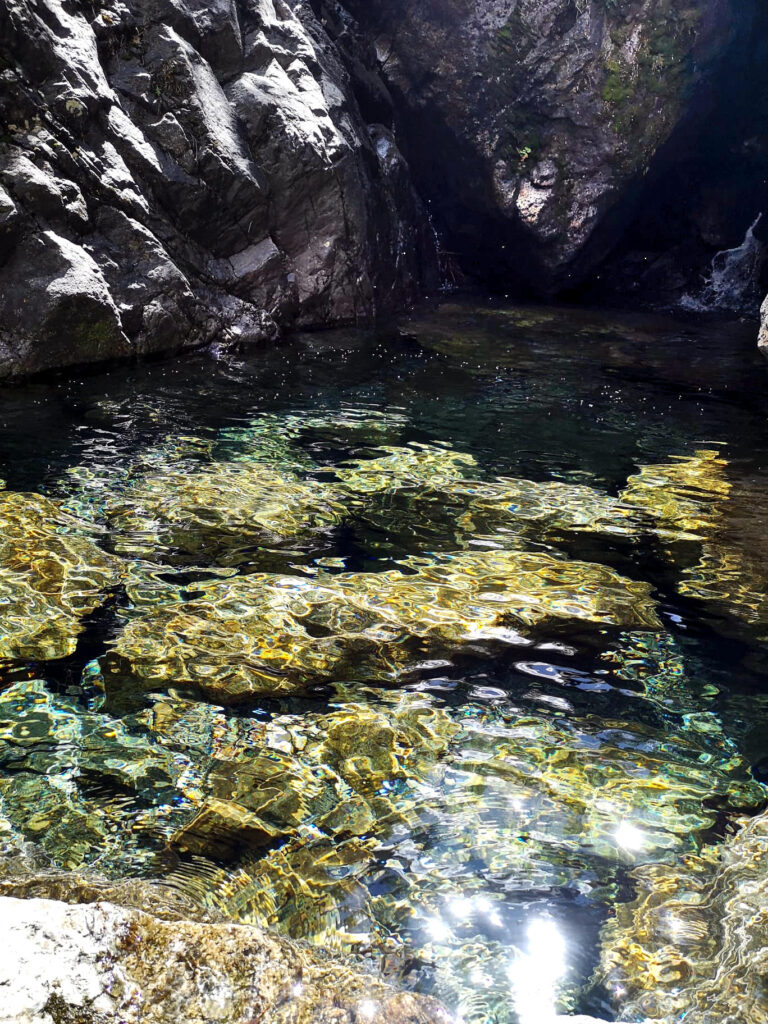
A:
[1, 300, 768, 1022]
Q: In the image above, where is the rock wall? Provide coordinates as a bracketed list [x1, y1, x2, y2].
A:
[345, 0, 740, 294]
[1, 0, 767, 373]
[0, 0, 437, 377]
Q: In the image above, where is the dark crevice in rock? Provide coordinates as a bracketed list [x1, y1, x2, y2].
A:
[575, 0, 768, 310]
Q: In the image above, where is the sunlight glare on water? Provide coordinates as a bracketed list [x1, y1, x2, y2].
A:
[0, 300, 767, 1022]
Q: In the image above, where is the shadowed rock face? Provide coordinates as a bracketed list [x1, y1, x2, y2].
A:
[345, 0, 741, 294]
[0, 0, 438, 377]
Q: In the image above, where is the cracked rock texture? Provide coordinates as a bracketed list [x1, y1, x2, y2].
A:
[346, 0, 739, 293]
[0, 0, 437, 377]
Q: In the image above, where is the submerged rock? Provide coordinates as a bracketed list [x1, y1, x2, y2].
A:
[105, 548, 660, 704]
[155, 690, 761, 1022]
[0, 664, 760, 1021]
[107, 460, 346, 563]
[678, 473, 768, 638]
[333, 444, 478, 495]
[0, 679, 198, 872]
[601, 809, 768, 1024]
[0, 893, 450, 1024]
[0, 492, 122, 660]
[618, 449, 730, 542]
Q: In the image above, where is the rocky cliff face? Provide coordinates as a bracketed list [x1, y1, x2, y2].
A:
[1, 0, 767, 375]
[0, 0, 437, 376]
[345, 0, 742, 295]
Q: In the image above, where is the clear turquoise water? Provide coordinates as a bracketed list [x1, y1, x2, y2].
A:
[1, 300, 767, 1021]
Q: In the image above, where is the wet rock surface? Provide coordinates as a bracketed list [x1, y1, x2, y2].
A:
[0, 0, 436, 376]
[0, 892, 450, 1024]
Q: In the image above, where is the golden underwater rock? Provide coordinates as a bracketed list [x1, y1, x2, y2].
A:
[155, 690, 760, 949]
[0, 491, 122, 661]
[0, 679, 201, 873]
[170, 797, 284, 860]
[339, 446, 731, 560]
[104, 548, 661, 704]
[333, 442, 477, 494]
[165, 692, 458, 866]
[601, 809, 768, 1024]
[609, 452, 768, 639]
[161, 693, 459, 943]
[106, 461, 347, 563]
[618, 448, 730, 542]
[0, 680, 454, 877]
[678, 473, 768, 636]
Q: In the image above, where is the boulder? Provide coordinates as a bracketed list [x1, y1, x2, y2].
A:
[0, 229, 132, 375]
[0, 894, 450, 1024]
[0, 0, 437, 376]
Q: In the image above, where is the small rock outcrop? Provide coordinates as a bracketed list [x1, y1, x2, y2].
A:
[346, 0, 741, 293]
[0, 0, 437, 376]
[0, 890, 450, 1024]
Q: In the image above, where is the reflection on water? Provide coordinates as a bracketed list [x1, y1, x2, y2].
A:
[0, 300, 767, 1021]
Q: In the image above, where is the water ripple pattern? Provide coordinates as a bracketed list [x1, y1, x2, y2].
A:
[0, 301, 767, 1023]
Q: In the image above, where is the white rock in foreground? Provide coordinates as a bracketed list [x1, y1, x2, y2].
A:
[0, 895, 449, 1024]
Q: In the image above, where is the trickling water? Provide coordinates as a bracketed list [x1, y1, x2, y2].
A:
[681, 213, 765, 315]
[0, 301, 767, 1023]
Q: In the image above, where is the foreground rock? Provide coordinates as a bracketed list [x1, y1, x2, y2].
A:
[0, 894, 450, 1024]
[0, 0, 436, 376]
[348, 0, 738, 292]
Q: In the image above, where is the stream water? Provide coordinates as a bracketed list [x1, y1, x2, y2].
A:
[1, 300, 768, 1022]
